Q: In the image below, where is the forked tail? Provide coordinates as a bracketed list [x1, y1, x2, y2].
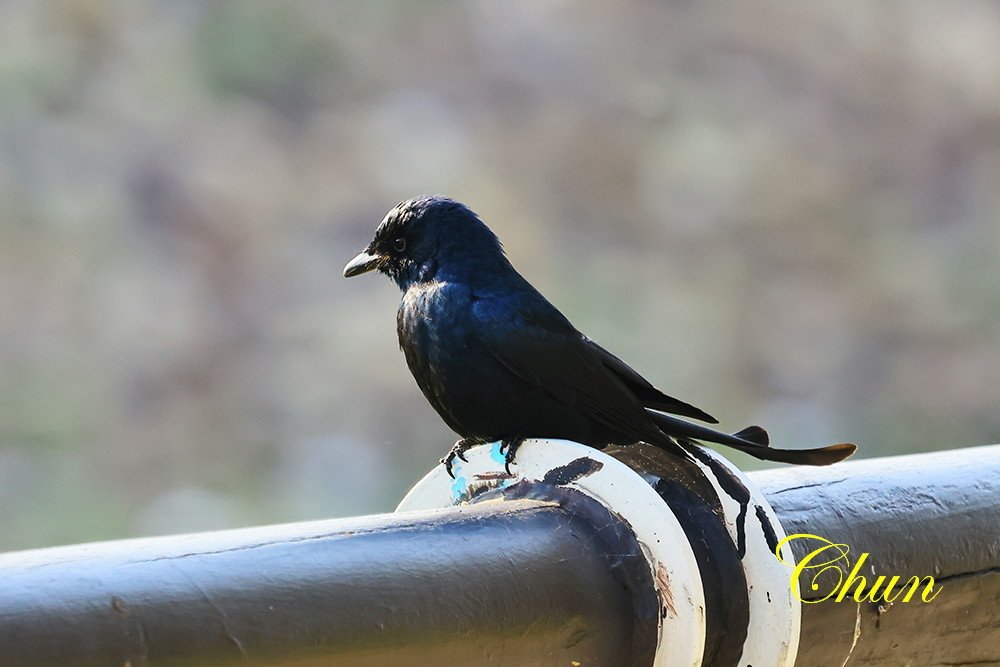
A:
[647, 409, 857, 466]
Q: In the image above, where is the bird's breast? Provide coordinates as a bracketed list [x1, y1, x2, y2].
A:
[398, 281, 464, 342]
[396, 283, 503, 435]
[398, 282, 476, 377]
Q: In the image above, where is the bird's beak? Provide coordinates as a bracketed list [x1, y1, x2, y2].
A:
[343, 250, 381, 278]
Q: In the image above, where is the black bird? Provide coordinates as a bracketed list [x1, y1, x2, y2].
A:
[344, 196, 856, 476]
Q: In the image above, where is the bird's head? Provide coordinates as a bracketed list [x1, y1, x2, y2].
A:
[343, 196, 507, 290]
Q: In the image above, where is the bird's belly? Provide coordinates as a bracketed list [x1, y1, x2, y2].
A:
[398, 289, 491, 434]
[415, 329, 512, 436]
[413, 334, 594, 442]
[398, 287, 599, 444]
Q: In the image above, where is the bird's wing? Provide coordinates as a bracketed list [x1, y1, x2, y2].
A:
[471, 300, 665, 443]
[583, 337, 718, 423]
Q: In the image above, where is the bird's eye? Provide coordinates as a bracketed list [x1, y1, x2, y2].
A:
[393, 237, 406, 252]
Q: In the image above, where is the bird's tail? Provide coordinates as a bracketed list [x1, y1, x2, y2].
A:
[647, 410, 856, 466]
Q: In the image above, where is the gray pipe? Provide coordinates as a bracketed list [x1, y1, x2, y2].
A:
[0, 444, 997, 666]
[752, 444, 1000, 667]
[0, 499, 655, 667]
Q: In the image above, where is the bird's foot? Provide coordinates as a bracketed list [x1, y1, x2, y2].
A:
[441, 438, 477, 479]
[499, 437, 526, 474]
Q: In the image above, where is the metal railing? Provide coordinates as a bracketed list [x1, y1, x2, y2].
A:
[1, 440, 997, 666]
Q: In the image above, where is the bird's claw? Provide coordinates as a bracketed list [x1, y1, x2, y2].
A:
[441, 439, 476, 479]
[500, 437, 525, 474]
[441, 438, 522, 477]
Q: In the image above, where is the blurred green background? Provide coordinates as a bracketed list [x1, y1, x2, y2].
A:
[1, 1, 998, 551]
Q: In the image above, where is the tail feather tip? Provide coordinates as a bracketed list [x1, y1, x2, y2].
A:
[733, 425, 770, 447]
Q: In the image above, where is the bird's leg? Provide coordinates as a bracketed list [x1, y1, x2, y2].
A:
[441, 438, 477, 479]
[499, 437, 526, 474]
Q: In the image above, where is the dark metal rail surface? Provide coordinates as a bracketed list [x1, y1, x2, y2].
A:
[0, 499, 652, 667]
[0, 444, 996, 666]
[756, 444, 1000, 667]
